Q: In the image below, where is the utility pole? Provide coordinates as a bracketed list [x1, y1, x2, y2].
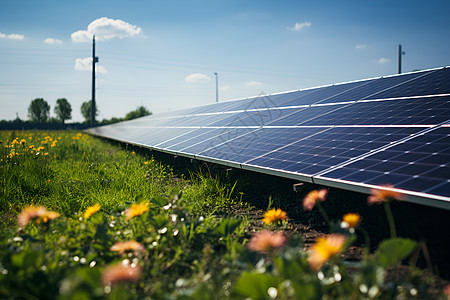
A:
[214, 72, 218, 103]
[398, 44, 405, 74]
[91, 35, 99, 126]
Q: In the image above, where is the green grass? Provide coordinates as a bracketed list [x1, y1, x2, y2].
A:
[0, 130, 447, 299]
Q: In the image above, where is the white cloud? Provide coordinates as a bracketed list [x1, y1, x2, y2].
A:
[0, 32, 24, 40]
[71, 17, 142, 43]
[287, 21, 311, 31]
[355, 44, 366, 50]
[185, 73, 210, 83]
[245, 81, 263, 86]
[74, 57, 107, 74]
[220, 85, 231, 91]
[378, 57, 390, 64]
[44, 38, 63, 44]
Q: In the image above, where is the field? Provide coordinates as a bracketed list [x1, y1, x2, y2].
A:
[0, 130, 448, 299]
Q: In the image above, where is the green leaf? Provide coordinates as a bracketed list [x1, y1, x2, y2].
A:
[374, 238, 417, 267]
[213, 218, 241, 237]
[233, 272, 282, 299]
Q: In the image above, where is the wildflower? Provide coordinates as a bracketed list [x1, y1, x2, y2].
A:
[303, 189, 328, 211]
[18, 205, 60, 227]
[341, 213, 360, 229]
[247, 230, 287, 253]
[102, 263, 142, 286]
[368, 184, 403, 205]
[125, 201, 149, 220]
[20, 139, 26, 145]
[308, 234, 347, 270]
[144, 161, 149, 165]
[37, 146, 44, 151]
[84, 203, 101, 219]
[262, 208, 288, 225]
[110, 241, 145, 255]
[444, 284, 450, 296]
[11, 139, 19, 146]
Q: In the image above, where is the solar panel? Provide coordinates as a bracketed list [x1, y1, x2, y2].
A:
[87, 66, 450, 209]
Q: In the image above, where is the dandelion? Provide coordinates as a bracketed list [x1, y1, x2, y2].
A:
[262, 208, 288, 225]
[144, 161, 149, 165]
[18, 205, 60, 227]
[102, 263, 142, 286]
[247, 230, 287, 253]
[368, 184, 403, 205]
[303, 189, 328, 211]
[125, 201, 149, 220]
[84, 203, 101, 219]
[341, 213, 360, 229]
[110, 241, 145, 255]
[20, 139, 26, 145]
[308, 234, 347, 270]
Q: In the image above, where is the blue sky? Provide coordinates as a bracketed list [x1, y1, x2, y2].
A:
[1, 0, 449, 122]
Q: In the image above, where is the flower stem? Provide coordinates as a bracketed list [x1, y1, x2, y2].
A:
[383, 202, 396, 238]
[316, 201, 331, 229]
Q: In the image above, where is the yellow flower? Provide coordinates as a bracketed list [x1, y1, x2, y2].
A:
[144, 161, 149, 165]
[308, 234, 347, 270]
[84, 203, 101, 219]
[262, 208, 288, 224]
[37, 146, 45, 151]
[20, 139, 26, 145]
[342, 213, 360, 229]
[247, 230, 287, 253]
[110, 241, 145, 255]
[303, 189, 328, 211]
[18, 205, 60, 227]
[368, 184, 403, 205]
[125, 202, 149, 220]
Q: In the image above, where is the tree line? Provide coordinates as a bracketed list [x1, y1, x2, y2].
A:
[3, 98, 152, 126]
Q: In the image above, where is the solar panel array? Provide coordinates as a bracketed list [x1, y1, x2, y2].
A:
[87, 66, 450, 209]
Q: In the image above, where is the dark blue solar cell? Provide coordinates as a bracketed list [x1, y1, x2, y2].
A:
[367, 67, 450, 99]
[426, 182, 450, 197]
[315, 69, 437, 104]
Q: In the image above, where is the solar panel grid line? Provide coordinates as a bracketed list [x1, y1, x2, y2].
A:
[312, 176, 450, 210]
[242, 127, 333, 165]
[194, 127, 264, 157]
[314, 123, 446, 177]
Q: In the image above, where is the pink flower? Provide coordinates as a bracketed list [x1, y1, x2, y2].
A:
[102, 263, 142, 286]
[303, 189, 328, 211]
[368, 184, 403, 205]
[247, 230, 287, 253]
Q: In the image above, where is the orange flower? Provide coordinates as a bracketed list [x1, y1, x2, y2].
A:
[342, 213, 360, 229]
[18, 205, 60, 227]
[368, 184, 403, 205]
[247, 230, 287, 253]
[125, 202, 149, 220]
[110, 241, 145, 255]
[262, 208, 288, 224]
[102, 263, 142, 286]
[303, 189, 328, 211]
[84, 203, 101, 219]
[308, 234, 347, 270]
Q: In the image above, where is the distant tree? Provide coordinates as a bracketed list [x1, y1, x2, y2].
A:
[81, 100, 98, 124]
[28, 98, 50, 123]
[124, 106, 152, 121]
[54, 98, 72, 124]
